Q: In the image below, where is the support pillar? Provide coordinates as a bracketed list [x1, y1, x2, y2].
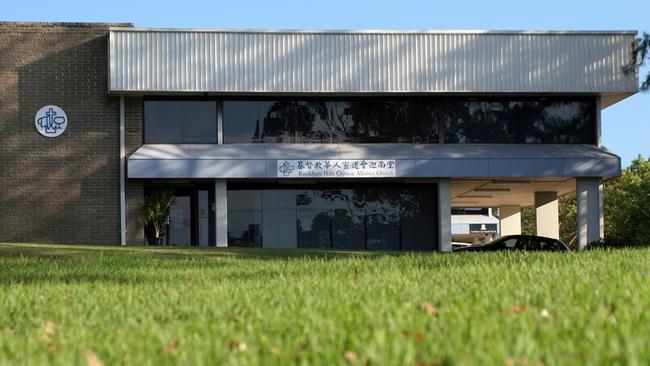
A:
[535, 192, 559, 239]
[499, 205, 521, 236]
[215, 180, 228, 247]
[437, 179, 452, 252]
[576, 177, 603, 250]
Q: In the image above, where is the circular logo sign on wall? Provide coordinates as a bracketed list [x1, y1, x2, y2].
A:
[35, 105, 68, 137]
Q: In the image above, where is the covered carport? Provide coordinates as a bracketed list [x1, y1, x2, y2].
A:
[448, 144, 619, 249]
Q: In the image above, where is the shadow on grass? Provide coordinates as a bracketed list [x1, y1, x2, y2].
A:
[0, 243, 615, 286]
[0, 243, 423, 286]
[0, 243, 418, 261]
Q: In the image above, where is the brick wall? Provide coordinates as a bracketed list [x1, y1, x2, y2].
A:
[0, 22, 141, 245]
[125, 97, 145, 245]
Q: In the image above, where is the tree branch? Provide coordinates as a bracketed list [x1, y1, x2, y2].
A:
[624, 32, 650, 91]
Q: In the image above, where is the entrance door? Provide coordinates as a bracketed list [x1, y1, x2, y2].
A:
[168, 195, 192, 246]
[149, 184, 215, 246]
[198, 190, 210, 247]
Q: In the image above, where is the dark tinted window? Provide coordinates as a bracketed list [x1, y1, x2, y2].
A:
[145, 101, 217, 143]
[525, 237, 542, 250]
[444, 99, 596, 144]
[400, 185, 437, 251]
[330, 189, 366, 249]
[365, 187, 400, 250]
[489, 237, 521, 250]
[224, 101, 332, 143]
[222, 101, 265, 143]
[297, 189, 332, 248]
[223, 100, 439, 144]
[231, 183, 438, 250]
[262, 101, 332, 143]
[332, 101, 439, 143]
[452, 208, 489, 215]
[223, 98, 595, 144]
[537, 238, 564, 251]
[502, 238, 520, 249]
[227, 190, 262, 247]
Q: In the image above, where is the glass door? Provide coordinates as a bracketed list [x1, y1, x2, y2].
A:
[168, 195, 192, 246]
[147, 184, 215, 246]
[198, 190, 210, 247]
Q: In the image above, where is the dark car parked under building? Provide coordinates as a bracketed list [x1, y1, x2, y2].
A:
[452, 235, 570, 252]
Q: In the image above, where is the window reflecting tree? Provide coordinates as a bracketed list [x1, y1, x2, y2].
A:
[224, 98, 595, 144]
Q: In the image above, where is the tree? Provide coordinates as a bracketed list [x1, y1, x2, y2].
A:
[519, 157, 650, 247]
[624, 32, 650, 90]
[138, 189, 176, 244]
[558, 194, 577, 246]
[521, 207, 535, 236]
[604, 156, 650, 246]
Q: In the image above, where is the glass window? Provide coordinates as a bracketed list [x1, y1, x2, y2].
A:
[260, 101, 293, 143]
[330, 188, 366, 249]
[536, 101, 596, 143]
[224, 101, 333, 143]
[452, 208, 489, 215]
[503, 238, 519, 248]
[227, 190, 262, 247]
[149, 97, 595, 145]
[366, 187, 400, 250]
[223, 99, 441, 144]
[398, 101, 439, 143]
[535, 238, 563, 251]
[229, 183, 439, 250]
[262, 190, 297, 248]
[296, 189, 331, 248]
[328, 101, 355, 143]
[444, 99, 596, 144]
[294, 101, 331, 143]
[223, 101, 264, 143]
[400, 184, 437, 251]
[346, 101, 399, 143]
[329, 101, 438, 143]
[145, 101, 182, 143]
[144, 101, 217, 144]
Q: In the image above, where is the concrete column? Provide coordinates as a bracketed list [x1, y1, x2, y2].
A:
[499, 205, 521, 236]
[215, 180, 228, 247]
[576, 177, 604, 250]
[535, 192, 559, 239]
[437, 179, 452, 252]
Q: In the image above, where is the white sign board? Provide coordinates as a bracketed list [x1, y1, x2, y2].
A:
[277, 160, 396, 178]
[34, 105, 68, 137]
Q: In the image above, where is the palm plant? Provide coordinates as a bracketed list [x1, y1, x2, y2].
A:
[138, 189, 176, 244]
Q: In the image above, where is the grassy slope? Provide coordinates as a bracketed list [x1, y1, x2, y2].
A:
[0, 244, 649, 365]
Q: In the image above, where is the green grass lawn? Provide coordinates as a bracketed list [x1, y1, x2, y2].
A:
[1, 244, 649, 365]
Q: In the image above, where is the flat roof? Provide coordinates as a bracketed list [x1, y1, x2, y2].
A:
[112, 27, 637, 35]
[0, 21, 133, 28]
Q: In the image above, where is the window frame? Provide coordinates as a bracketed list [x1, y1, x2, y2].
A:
[143, 97, 219, 144]
[141, 96, 599, 146]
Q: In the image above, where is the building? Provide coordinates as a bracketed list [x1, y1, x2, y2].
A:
[451, 208, 499, 244]
[0, 22, 638, 250]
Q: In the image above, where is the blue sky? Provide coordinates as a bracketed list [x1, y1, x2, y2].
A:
[5, 0, 649, 166]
